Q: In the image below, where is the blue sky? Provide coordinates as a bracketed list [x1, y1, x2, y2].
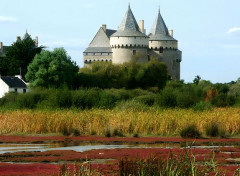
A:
[0, 0, 240, 83]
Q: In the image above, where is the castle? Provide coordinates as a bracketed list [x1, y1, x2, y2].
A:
[83, 5, 182, 80]
[0, 30, 38, 58]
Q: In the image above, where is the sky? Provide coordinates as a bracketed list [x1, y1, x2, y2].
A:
[0, 0, 240, 83]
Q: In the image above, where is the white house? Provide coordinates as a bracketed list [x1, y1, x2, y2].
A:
[0, 75, 29, 98]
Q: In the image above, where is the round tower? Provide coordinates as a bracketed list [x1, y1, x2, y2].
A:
[110, 5, 149, 64]
[149, 9, 182, 80]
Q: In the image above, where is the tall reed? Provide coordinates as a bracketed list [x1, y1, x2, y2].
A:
[0, 108, 239, 136]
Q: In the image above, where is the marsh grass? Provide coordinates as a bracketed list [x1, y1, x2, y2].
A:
[62, 148, 225, 176]
[58, 162, 98, 176]
[0, 108, 240, 136]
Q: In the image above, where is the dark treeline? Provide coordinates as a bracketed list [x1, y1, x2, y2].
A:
[1, 78, 240, 110]
[23, 48, 168, 90]
[77, 60, 168, 90]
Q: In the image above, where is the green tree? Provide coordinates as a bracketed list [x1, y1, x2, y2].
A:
[0, 36, 43, 78]
[193, 75, 201, 85]
[25, 48, 79, 88]
[136, 59, 168, 89]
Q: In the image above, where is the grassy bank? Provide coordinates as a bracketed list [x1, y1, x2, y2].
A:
[0, 108, 239, 137]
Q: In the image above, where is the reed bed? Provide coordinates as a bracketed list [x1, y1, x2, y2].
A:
[0, 108, 240, 136]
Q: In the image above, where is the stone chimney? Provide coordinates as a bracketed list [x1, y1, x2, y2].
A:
[16, 36, 21, 41]
[15, 75, 22, 79]
[139, 20, 146, 34]
[35, 36, 38, 47]
[102, 24, 106, 32]
[169, 29, 173, 37]
[0, 42, 3, 53]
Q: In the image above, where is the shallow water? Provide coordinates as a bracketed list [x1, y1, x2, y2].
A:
[0, 142, 235, 155]
[0, 143, 134, 154]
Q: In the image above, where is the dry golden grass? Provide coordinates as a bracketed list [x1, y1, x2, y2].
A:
[0, 108, 240, 136]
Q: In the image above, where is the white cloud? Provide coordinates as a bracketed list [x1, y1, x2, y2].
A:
[82, 3, 95, 9]
[227, 27, 240, 34]
[0, 16, 18, 22]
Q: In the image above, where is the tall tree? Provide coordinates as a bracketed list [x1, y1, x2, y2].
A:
[136, 59, 168, 89]
[26, 48, 79, 88]
[0, 36, 43, 78]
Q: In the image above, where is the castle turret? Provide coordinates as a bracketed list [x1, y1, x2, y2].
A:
[22, 30, 30, 40]
[149, 9, 178, 50]
[110, 4, 149, 64]
[149, 9, 182, 80]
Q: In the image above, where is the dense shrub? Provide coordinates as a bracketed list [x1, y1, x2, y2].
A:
[105, 129, 111, 137]
[107, 89, 130, 101]
[72, 90, 86, 109]
[0, 92, 18, 107]
[133, 94, 155, 106]
[115, 100, 148, 111]
[211, 93, 236, 107]
[193, 101, 212, 111]
[205, 122, 219, 137]
[205, 122, 226, 138]
[0, 77, 239, 110]
[98, 91, 119, 109]
[175, 85, 200, 108]
[16, 93, 42, 109]
[79, 60, 168, 90]
[155, 89, 177, 108]
[113, 128, 124, 137]
[180, 124, 201, 138]
[56, 89, 73, 108]
[176, 91, 196, 108]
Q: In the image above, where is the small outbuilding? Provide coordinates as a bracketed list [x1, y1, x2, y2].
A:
[0, 75, 29, 98]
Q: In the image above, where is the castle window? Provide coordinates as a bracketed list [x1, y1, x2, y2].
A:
[15, 88, 17, 92]
[132, 50, 136, 55]
[159, 47, 163, 53]
[23, 89, 26, 93]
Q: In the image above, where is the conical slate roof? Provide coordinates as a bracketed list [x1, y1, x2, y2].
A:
[149, 10, 176, 41]
[112, 5, 147, 37]
[22, 30, 30, 40]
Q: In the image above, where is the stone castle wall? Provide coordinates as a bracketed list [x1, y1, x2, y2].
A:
[149, 49, 181, 80]
[84, 54, 112, 64]
[110, 36, 149, 48]
[149, 40, 178, 49]
[112, 47, 148, 64]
